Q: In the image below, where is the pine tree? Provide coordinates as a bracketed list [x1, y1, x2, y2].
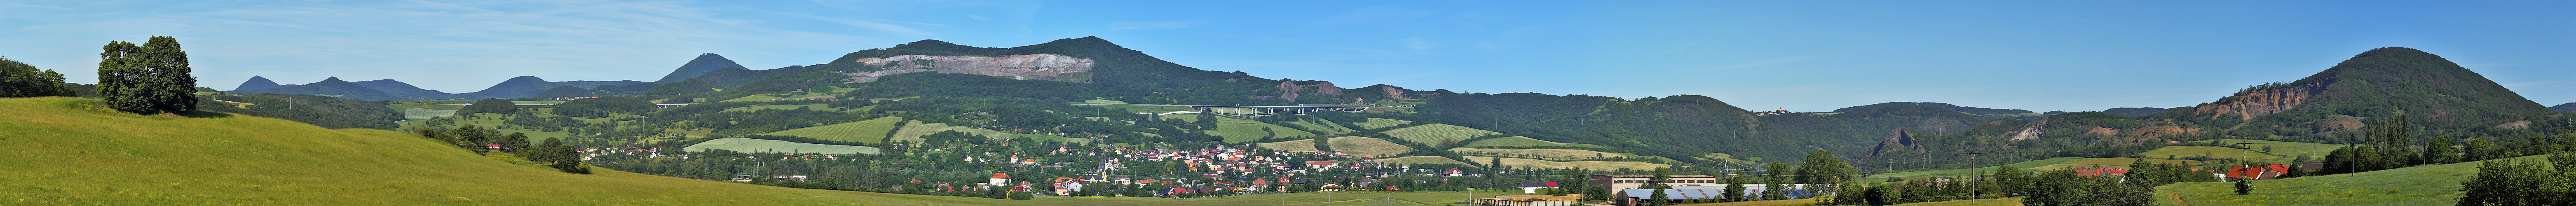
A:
[2234, 178, 2253, 195]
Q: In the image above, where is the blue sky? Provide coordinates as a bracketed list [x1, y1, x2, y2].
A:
[1, 0, 2568, 112]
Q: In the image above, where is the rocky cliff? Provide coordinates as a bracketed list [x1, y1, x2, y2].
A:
[2194, 81, 2327, 120]
[840, 54, 1095, 82]
[1860, 128, 1929, 161]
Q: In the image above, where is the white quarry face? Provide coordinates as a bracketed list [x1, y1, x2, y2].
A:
[842, 54, 1097, 82]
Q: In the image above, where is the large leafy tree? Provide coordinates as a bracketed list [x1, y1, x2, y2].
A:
[95, 36, 197, 114]
[0, 56, 75, 97]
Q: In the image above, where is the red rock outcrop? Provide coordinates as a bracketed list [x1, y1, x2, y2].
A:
[2196, 82, 2328, 120]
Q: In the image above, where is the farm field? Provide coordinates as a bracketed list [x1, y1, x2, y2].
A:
[2137, 146, 2278, 161]
[1011, 134, 1094, 144]
[0, 97, 981, 205]
[683, 138, 881, 154]
[2192, 139, 2345, 162]
[1462, 136, 1608, 149]
[886, 120, 1016, 144]
[759, 117, 902, 144]
[1377, 156, 1473, 166]
[1448, 147, 1632, 160]
[2152, 155, 2528, 206]
[1286, 121, 1348, 136]
[1354, 118, 1413, 129]
[1329, 137, 1414, 157]
[402, 108, 457, 119]
[1255, 138, 1324, 152]
[1458, 156, 1669, 171]
[1864, 157, 2096, 183]
[1383, 124, 1503, 145]
[2056, 157, 2212, 169]
[722, 104, 846, 112]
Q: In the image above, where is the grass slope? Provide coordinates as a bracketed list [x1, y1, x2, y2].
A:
[2152, 156, 2538, 206]
[1383, 124, 1503, 145]
[684, 138, 881, 154]
[2138, 146, 2280, 161]
[1462, 136, 1608, 149]
[1457, 156, 1669, 171]
[886, 120, 1015, 144]
[1448, 147, 1633, 160]
[761, 117, 903, 144]
[1354, 118, 1412, 129]
[1865, 157, 2095, 183]
[0, 97, 971, 205]
[1158, 114, 1317, 143]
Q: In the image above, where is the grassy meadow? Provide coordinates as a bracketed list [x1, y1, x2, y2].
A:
[761, 117, 904, 144]
[1382, 124, 1503, 145]
[2149, 155, 2533, 206]
[1353, 118, 1413, 129]
[0, 97, 989, 205]
[684, 138, 882, 154]
[1461, 136, 1610, 149]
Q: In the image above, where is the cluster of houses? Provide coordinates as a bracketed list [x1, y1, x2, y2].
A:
[1750, 109, 1794, 116]
[2070, 163, 2308, 181]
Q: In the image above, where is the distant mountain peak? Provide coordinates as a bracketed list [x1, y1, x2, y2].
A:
[234, 75, 285, 90]
[320, 77, 344, 82]
[652, 53, 747, 83]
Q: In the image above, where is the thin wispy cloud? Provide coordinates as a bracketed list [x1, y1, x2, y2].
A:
[1108, 20, 1205, 30]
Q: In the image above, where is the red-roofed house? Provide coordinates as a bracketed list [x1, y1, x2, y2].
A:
[2074, 167, 2131, 177]
[2227, 164, 2293, 180]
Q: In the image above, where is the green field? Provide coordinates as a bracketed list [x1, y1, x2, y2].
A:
[759, 117, 903, 144]
[1458, 156, 1669, 171]
[2193, 139, 2346, 162]
[1260, 137, 1416, 157]
[886, 120, 1016, 144]
[1159, 114, 1317, 143]
[1865, 157, 2096, 183]
[2138, 146, 2280, 161]
[683, 138, 882, 154]
[1069, 103, 1198, 114]
[1383, 124, 1503, 145]
[1449, 147, 1633, 160]
[1011, 134, 1095, 144]
[2153, 156, 2538, 206]
[1378, 156, 1474, 167]
[1461, 136, 1609, 149]
[1286, 121, 1349, 136]
[722, 104, 847, 112]
[1354, 118, 1413, 129]
[402, 108, 457, 119]
[0, 97, 998, 205]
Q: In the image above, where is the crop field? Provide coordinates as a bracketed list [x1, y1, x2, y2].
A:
[1383, 124, 1503, 145]
[2151, 156, 2531, 206]
[722, 104, 846, 112]
[1448, 147, 1632, 160]
[1256, 138, 1323, 152]
[2138, 146, 2279, 161]
[759, 117, 902, 144]
[1328, 137, 1414, 157]
[886, 120, 1016, 144]
[684, 138, 881, 154]
[1462, 136, 1609, 149]
[1286, 121, 1347, 136]
[1376, 156, 1474, 166]
[1458, 156, 1669, 171]
[403, 108, 458, 119]
[1354, 118, 1413, 129]
[1863, 157, 2097, 183]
